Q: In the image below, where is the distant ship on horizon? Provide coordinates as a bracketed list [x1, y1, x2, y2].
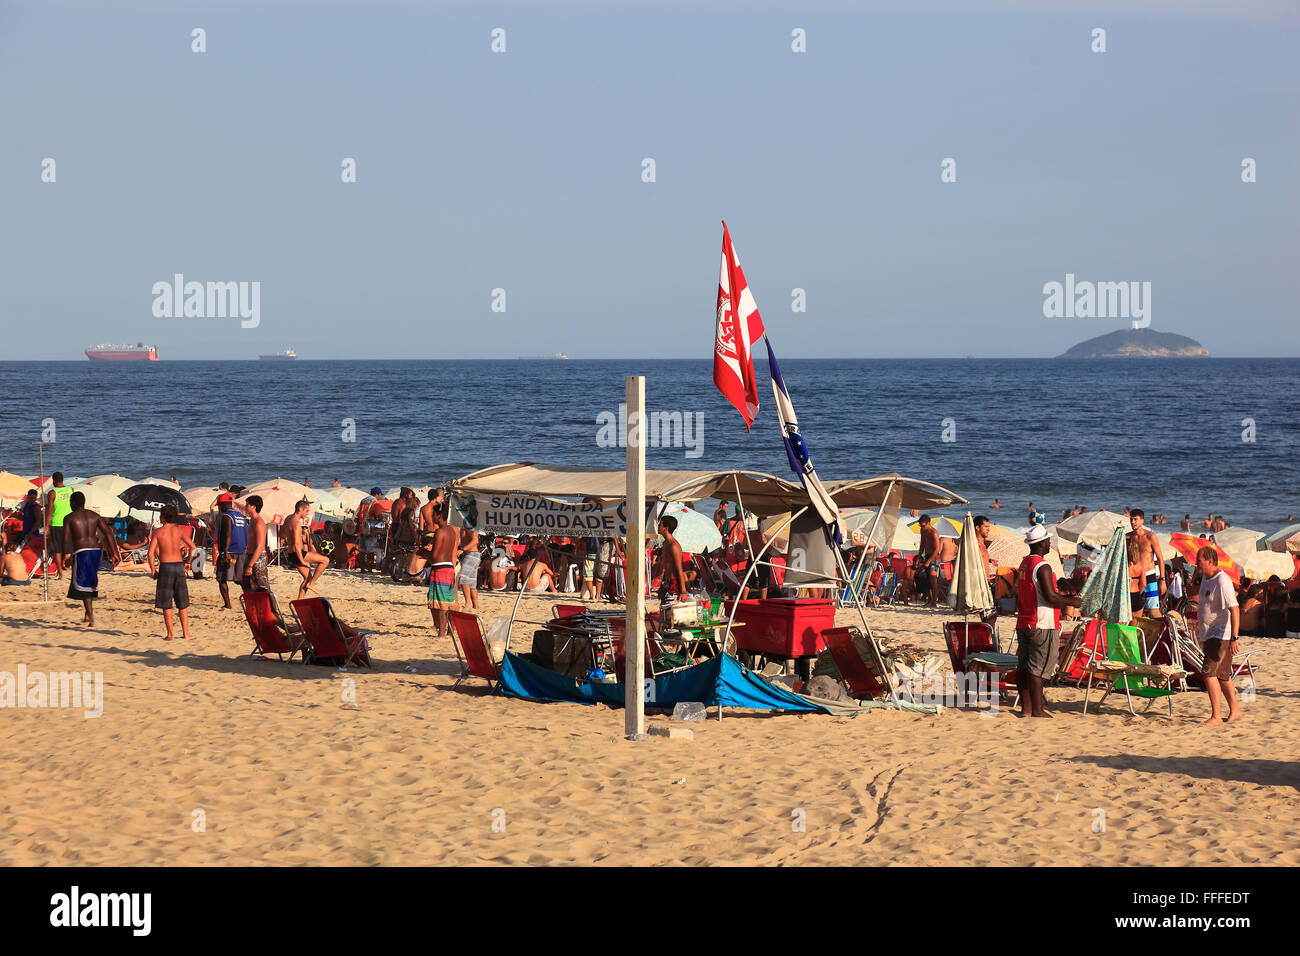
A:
[519, 352, 569, 360]
[259, 348, 297, 360]
[86, 343, 159, 361]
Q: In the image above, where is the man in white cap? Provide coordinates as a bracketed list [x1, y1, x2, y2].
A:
[1015, 525, 1081, 717]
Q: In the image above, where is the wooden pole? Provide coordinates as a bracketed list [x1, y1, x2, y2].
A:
[624, 376, 647, 739]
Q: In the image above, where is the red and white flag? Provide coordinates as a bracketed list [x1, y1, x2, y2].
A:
[713, 220, 766, 431]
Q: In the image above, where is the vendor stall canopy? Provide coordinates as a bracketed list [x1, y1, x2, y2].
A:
[452, 463, 966, 516]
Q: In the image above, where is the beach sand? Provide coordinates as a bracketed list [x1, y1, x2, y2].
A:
[1, 566, 1296, 866]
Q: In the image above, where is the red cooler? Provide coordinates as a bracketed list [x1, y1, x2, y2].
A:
[725, 598, 836, 659]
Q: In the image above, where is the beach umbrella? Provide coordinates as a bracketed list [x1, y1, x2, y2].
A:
[907, 516, 962, 539]
[1054, 510, 1129, 547]
[1166, 532, 1243, 582]
[244, 477, 314, 500]
[1079, 526, 1132, 624]
[946, 513, 994, 613]
[385, 485, 434, 502]
[183, 486, 223, 514]
[82, 474, 137, 497]
[1238, 550, 1295, 581]
[310, 488, 346, 517]
[1263, 522, 1300, 553]
[54, 484, 129, 518]
[0, 471, 34, 503]
[986, 533, 1065, 577]
[890, 523, 921, 552]
[759, 512, 793, 545]
[653, 502, 723, 554]
[333, 487, 370, 513]
[120, 483, 191, 516]
[985, 523, 1017, 538]
[139, 476, 182, 490]
[237, 486, 306, 526]
[1211, 528, 1267, 569]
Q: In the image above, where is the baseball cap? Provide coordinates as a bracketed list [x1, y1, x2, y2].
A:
[370, 487, 383, 495]
[1025, 525, 1049, 545]
[216, 492, 234, 504]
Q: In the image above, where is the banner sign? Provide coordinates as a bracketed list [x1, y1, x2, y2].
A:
[454, 493, 654, 537]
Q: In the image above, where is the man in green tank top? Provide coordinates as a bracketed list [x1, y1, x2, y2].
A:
[44, 471, 74, 579]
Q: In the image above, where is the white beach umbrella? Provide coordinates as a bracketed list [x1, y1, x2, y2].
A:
[139, 476, 182, 490]
[184, 486, 223, 515]
[82, 474, 137, 496]
[73, 485, 129, 518]
[1211, 527, 1266, 567]
[1054, 510, 1129, 547]
[310, 488, 346, 516]
[333, 487, 370, 513]
[1239, 550, 1295, 581]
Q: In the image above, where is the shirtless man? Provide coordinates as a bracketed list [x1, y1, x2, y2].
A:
[1126, 508, 1165, 618]
[519, 546, 558, 592]
[241, 495, 270, 592]
[915, 515, 941, 608]
[457, 526, 481, 610]
[149, 504, 196, 640]
[286, 499, 329, 599]
[62, 492, 115, 626]
[419, 488, 443, 533]
[656, 515, 687, 602]
[425, 504, 459, 636]
[932, 531, 959, 604]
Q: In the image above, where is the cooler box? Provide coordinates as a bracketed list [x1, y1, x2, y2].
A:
[725, 598, 836, 658]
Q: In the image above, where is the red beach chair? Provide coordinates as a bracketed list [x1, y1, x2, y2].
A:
[241, 590, 309, 663]
[944, 621, 1018, 701]
[290, 596, 372, 668]
[823, 627, 891, 701]
[552, 603, 586, 620]
[448, 610, 501, 689]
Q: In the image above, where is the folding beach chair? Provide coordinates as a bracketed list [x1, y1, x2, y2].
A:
[1057, 617, 1107, 686]
[290, 596, 372, 669]
[551, 603, 586, 620]
[943, 621, 1018, 703]
[824, 627, 892, 701]
[448, 609, 501, 690]
[1083, 623, 1184, 717]
[241, 590, 309, 663]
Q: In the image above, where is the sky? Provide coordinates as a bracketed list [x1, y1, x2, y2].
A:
[2, 0, 1297, 359]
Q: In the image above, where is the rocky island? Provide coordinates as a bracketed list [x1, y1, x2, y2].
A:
[1057, 328, 1210, 359]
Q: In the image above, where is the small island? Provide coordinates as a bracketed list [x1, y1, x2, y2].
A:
[1057, 328, 1210, 359]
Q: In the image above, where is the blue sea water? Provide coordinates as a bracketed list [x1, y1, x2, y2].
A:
[1, 358, 1297, 531]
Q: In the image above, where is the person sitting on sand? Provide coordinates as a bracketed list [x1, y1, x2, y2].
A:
[285, 499, 329, 599]
[2, 539, 31, 585]
[148, 504, 196, 641]
[1015, 526, 1082, 718]
[1238, 584, 1265, 636]
[518, 545, 557, 592]
[1195, 546, 1242, 724]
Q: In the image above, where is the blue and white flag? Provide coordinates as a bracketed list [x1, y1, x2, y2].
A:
[765, 339, 841, 543]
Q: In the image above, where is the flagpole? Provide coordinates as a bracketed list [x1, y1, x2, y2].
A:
[624, 376, 647, 740]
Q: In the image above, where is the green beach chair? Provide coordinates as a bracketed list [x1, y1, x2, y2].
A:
[1083, 623, 1185, 718]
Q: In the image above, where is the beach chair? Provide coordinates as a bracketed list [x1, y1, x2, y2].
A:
[1057, 618, 1107, 685]
[290, 596, 372, 669]
[448, 609, 501, 690]
[823, 627, 892, 701]
[943, 621, 1018, 702]
[551, 603, 586, 620]
[1083, 623, 1184, 717]
[241, 590, 309, 663]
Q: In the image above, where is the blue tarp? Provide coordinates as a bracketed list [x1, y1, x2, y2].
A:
[497, 651, 828, 713]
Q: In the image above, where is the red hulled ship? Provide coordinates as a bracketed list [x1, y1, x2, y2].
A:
[85, 343, 159, 361]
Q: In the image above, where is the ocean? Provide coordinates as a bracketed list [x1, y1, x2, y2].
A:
[2, 358, 1297, 531]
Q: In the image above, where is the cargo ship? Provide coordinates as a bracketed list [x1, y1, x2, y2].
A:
[85, 343, 159, 361]
[258, 348, 297, 360]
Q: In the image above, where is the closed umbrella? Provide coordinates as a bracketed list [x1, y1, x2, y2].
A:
[1079, 526, 1132, 624]
[1055, 510, 1129, 547]
[946, 513, 994, 613]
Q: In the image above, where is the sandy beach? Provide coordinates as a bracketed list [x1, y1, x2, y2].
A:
[1, 565, 1296, 867]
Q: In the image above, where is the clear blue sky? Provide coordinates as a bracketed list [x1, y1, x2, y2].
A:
[3, 0, 1296, 359]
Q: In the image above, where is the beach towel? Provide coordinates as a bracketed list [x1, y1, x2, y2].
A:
[68, 548, 101, 600]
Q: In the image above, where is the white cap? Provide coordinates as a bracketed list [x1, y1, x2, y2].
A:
[1025, 525, 1050, 545]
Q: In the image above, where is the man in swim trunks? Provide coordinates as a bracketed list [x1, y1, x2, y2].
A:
[457, 526, 481, 610]
[62, 491, 115, 626]
[1126, 508, 1165, 618]
[426, 503, 459, 637]
[656, 515, 687, 603]
[241, 495, 270, 592]
[915, 515, 940, 608]
[214, 492, 250, 609]
[287, 499, 330, 599]
[44, 471, 73, 580]
[2, 539, 31, 585]
[149, 504, 196, 640]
